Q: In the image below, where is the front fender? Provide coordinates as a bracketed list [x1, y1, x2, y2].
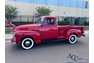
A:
[15, 31, 41, 44]
[66, 29, 82, 40]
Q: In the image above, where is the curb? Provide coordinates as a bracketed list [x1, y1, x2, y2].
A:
[5, 34, 13, 40]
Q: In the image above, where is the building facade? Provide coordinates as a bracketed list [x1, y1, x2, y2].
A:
[6, 0, 89, 25]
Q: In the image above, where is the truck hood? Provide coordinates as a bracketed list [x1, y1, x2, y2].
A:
[14, 24, 41, 31]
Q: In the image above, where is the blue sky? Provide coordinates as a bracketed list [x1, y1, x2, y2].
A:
[10, 0, 89, 8]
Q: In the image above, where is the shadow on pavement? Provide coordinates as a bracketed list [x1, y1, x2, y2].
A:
[9, 39, 84, 52]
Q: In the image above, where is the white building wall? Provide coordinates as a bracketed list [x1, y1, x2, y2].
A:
[5, 1, 89, 17]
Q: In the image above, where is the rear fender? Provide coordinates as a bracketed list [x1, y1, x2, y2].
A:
[66, 29, 82, 40]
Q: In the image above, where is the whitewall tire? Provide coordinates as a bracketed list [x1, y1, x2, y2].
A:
[21, 38, 34, 50]
[69, 34, 77, 44]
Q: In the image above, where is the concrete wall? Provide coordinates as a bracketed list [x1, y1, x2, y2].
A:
[6, 0, 89, 17]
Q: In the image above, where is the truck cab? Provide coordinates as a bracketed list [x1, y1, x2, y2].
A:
[37, 16, 58, 40]
[12, 16, 84, 50]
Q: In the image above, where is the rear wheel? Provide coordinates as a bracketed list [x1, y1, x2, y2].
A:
[21, 38, 34, 50]
[69, 34, 77, 44]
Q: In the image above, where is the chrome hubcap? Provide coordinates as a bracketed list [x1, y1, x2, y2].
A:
[25, 41, 30, 45]
[25, 41, 31, 46]
[71, 37, 75, 40]
[70, 36, 75, 42]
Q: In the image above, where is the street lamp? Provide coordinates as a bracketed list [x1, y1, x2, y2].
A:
[58, 0, 59, 21]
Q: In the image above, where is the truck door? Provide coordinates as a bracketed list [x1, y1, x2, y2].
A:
[40, 17, 58, 40]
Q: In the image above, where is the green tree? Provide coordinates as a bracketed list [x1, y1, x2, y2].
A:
[5, 5, 18, 21]
[35, 7, 53, 17]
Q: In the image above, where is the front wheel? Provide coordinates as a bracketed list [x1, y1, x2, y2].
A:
[69, 34, 77, 44]
[21, 38, 34, 50]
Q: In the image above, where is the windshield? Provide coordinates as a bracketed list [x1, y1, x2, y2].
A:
[37, 17, 43, 24]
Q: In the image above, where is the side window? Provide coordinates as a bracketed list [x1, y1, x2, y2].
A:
[44, 18, 55, 25]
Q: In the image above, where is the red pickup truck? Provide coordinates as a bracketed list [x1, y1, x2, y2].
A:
[11, 16, 85, 49]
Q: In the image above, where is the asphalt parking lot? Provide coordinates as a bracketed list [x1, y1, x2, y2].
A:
[5, 34, 89, 63]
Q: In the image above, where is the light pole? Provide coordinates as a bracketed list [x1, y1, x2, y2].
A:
[76, 0, 78, 18]
[58, 0, 59, 21]
[70, 0, 72, 25]
[32, 0, 34, 22]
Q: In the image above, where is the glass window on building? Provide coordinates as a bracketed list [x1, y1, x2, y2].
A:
[64, 17, 75, 25]
[85, 1, 88, 8]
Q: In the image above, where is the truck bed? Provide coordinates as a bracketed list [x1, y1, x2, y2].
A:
[58, 25, 84, 38]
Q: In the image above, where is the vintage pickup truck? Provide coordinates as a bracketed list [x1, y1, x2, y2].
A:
[11, 16, 85, 49]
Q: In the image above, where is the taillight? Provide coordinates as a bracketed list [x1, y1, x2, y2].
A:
[81, 27, 84, 34]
